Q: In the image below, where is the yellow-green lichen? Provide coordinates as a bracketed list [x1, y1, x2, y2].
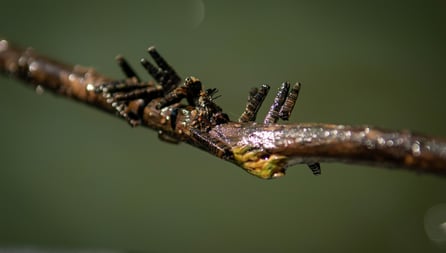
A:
[232, 145, 288, 179]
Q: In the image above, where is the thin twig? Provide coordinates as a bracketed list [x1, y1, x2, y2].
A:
[1, 39, 445, 179]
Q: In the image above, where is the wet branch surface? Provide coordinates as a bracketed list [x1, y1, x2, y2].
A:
[1, 39, 446, 179]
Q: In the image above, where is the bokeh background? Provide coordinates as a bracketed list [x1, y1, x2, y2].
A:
[1, 1, 446, 252]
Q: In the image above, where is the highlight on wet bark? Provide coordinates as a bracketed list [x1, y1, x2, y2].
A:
[1, 38, 446, 179]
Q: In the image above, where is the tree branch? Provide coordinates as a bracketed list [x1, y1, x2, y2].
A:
[1, 38, 445, 179]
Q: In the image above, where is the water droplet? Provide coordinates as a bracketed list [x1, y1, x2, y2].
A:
[29, 61, 39, 72]
[412, 141, 421, 156]
[425, 203, 446, 249]
[69, 73, 77, 82]
[0, 39, 8, 52]
[35, 85, 44, 95]
[17, 56, 27, 68]
[272, 171, 285, 178]
[86, 83, 95, 91]
[386, 140, 394, 147]
[377, 137, 385, 145]
[364, 127, 370, 134]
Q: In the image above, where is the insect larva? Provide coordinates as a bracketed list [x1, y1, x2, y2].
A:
[264, 82, 290, 124]
[279, 82, 301, 121]
[238, 84, 270, 122]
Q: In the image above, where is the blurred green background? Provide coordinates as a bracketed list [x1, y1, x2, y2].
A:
[1, 1, 446, 252]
